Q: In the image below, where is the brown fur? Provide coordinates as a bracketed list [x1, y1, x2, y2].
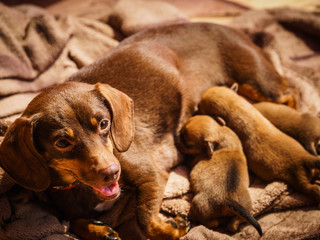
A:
[177, 115, 262, 236]
[0, 22, 296, 240]
[70, 219, 120, 240]
[254, 102, 320, 156]
[199, 86, 320, 205]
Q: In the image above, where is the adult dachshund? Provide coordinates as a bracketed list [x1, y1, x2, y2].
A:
[0, 22, 295, 239]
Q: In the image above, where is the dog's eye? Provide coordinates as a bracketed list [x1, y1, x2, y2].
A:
[55, 138, 72, 149]
[100, 120, 109, 131]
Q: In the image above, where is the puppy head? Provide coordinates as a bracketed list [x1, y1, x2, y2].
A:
[0, 82, 134, 200]
[199, 86, 242, 119]
[177, 115, 223, 158]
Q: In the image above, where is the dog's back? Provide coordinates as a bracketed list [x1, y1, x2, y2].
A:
[68, 22, 296, 137]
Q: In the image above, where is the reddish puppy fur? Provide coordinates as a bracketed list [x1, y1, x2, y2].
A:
[199, 86, 320, 206]
[177, 115, 262, 236]
[254, 102, 320, 156]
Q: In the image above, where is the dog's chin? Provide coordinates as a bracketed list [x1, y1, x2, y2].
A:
[92, 181, 121, 201]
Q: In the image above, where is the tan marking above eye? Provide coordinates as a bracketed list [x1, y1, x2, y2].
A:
[90, 117, 98, 127]
[66, 128, 74, 138]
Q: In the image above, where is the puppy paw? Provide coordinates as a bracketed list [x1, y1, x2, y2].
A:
[227, 218, 241, 233]
[204, 219, 219, 229]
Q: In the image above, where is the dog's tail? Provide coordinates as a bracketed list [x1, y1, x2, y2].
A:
[227, 200, 263, 237]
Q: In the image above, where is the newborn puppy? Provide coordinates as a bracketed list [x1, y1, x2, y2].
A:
[199, 86, 320, 205]
[178, 115, 262, 236]
[254, 102, 320, 156]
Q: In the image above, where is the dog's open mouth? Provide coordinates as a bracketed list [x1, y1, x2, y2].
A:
[92, 181, 120, 201]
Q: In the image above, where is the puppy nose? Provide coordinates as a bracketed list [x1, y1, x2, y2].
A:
[98, 164, 119, 182]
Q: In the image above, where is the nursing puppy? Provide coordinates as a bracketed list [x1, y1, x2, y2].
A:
[177, 115, 262, 236]
[199, 86, 320, 205]
[254, 102, 320, 156]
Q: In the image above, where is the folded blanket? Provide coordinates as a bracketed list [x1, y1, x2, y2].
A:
[162, 166, 319, 240]
[0, 2, 118, 122]
[0, 1, 320, 240]
[159, 0, 249, 18]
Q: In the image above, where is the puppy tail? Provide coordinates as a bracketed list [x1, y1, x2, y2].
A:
[227, 200, 263, 237]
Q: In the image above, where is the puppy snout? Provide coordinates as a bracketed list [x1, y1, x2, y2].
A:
[98, 164, 119, 183]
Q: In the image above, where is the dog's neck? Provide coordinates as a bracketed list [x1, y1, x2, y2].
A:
[94, 199, 118, 212]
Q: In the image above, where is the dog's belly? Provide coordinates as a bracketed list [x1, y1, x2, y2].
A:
[154, 137, 183, 171]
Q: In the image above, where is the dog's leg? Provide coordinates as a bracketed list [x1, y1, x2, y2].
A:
[70, 218, 120, 240]
[135, 179, 189, 240]
[119, 148, 189, 240]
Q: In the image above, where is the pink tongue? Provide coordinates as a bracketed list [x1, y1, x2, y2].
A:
[95, 182, 119, 196]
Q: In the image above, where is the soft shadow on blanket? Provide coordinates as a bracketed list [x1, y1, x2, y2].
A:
[0, 1, 320, 239]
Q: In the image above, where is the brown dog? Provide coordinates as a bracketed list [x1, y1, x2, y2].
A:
[0, 22, 296, 240]
[198, 85, 320, 206]
[254, 102, 320, 156]
[177, 115, 262, 236]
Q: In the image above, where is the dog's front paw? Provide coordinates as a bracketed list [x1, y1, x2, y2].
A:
[91, 221, 120, 240]
[103, 227, 119, 240]
[144, 216, 190, 240]
[70, 218, 121, 240]
[164, 216, 190, 239]
[166, 216, 190, 232]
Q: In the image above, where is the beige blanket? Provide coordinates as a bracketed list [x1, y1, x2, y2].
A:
[0, 1, 320, 239]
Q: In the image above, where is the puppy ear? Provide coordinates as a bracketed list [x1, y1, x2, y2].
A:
[95, 83, 134, 152]
[230, 83, 239, 92]
[204, 141, 215, 158]
[215, 116, 226, 126]
[0, 117, 50, 191]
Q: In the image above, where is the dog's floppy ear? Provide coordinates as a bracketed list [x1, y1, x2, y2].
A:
[0, 116, 50, 191]
[95, 83, 134, 152]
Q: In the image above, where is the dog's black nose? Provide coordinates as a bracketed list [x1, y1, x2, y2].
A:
[98, 163, 119, 183]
